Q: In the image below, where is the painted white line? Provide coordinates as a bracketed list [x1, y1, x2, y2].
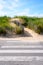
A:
[1, 45, 43, 48]
[0, 56, 43, 61]
[0, 50, 43, 53]
[6, 41, 41, 44]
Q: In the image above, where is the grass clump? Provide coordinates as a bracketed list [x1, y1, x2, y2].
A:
[0, 27, 6, 35]
[14, 25, 23, 34]
[0, 16, 24, 35]
[0, 16, 13, 35]
[14, 16, 43, 34]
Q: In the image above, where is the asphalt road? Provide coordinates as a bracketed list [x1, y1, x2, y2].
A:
[0, 40, 43, 65]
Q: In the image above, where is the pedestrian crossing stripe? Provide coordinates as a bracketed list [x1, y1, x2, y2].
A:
[0, 56, 43, 61]
[1, 45, 43, 48]
[0, 50, 43, 53]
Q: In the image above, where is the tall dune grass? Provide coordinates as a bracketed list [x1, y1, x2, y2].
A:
[14, 16, 43, 34]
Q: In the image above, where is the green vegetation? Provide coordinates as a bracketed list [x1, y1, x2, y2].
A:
[0, 16, 23, 35]
[0, 16, 12, 35]
[0, 16, 43, 36]
[14, 25, 23, 34]
[14, 16, 43, 34]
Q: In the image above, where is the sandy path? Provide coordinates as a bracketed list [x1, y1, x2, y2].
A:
[24, 28, 43, 41]
[0, 28, 43, 41]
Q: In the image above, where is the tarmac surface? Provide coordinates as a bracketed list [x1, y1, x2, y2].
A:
[0, 40, 43, 65]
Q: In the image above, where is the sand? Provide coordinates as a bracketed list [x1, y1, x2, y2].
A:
[0, 28, 43, 42]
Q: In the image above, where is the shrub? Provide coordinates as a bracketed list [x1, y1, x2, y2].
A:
[36, 25, 43, 34]
[14, 26, 23, 34]
[0, 27, 7, 35]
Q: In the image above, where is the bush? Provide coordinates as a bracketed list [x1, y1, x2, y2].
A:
[0, 16, 14, 35]
[36, 25, 43, 34]
[0, 27, 7, 35]
[14, 26, 23, 34]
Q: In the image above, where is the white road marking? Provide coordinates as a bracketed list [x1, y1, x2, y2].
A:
[7, 40, 39, 43]
[0, 50, 43, 53]
[0, 56, 43, 61]
[7, 40, 40, 43]
[1, 45, 43, 48]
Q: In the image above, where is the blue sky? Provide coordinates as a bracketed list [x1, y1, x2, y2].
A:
[0, 0, 43, 17]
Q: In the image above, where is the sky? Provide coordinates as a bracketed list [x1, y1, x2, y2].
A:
[0, 0, 43, 17]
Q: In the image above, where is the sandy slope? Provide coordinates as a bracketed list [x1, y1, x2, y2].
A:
[0, 28, 43, 42]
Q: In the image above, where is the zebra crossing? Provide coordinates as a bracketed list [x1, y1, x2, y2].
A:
[0, 40, 43, 65]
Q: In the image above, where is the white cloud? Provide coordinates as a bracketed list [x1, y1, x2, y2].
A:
[0, 0, 43, 17]
[13, 8, 43, 17]
[0, 0, 28, 16]
[0, 4, 3, 10]
[14, 8, 30, 16]
[1, 0, 20, 10]
[15, 0, 19, 2]
[0, 0, 20, 16]
[0, 10, 7, 16]
[8, 3, 18, 10]
[0, 0, 6, 16]
[0, 0, 5, 10]
[8, 0, 24, 11]
[27, 13, 43, 17]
